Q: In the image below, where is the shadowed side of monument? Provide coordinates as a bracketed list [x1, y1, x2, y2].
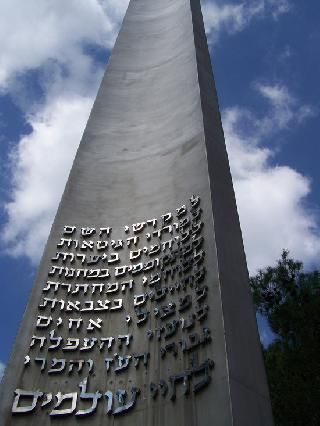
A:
[0, 0, 273, 425]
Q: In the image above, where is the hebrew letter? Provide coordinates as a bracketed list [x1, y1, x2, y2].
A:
[147, 218, 157, 227]
[114, 355, 131, 374]
[81, 227, 96, 237]
[117, 334, 132, 348]
[34, 358, 46, 372]
[168, 371, 192, 400]
[191, 221, 203, 236]
[111, 239, 124, 250]
[63, 338, 80, 351]
[50, 392, 77, 416]
[132, 352, 150, 368]
[164, 320, 179, 339]
[105, 390, 113, 414]
[180, 314, 196, 331]
[81, 240, 94, 251]
[192, 359, 215, 393]
[160, 302, 176, 320]
[39, 297, 57, 310]
[193, 266, 206, 283]
[12, 389, 43, 414]
[68, 360, 84, 374]
[57, 238, 76, 248]
[134, 293, 147, 307]
[110, 299, 123, 311]
[30, 336, 46, 349]
[87, 255, 100, 265]
[161, 240, 173, 252]
[43, 280, 60, 293]
[130, 249, 142, 261]
[75, 377, 102, 416]
[176, 204, 187, 218]
[76, 253, 87, 264]
[127, 236, 139, 247]
[190, 194, 200, 208]
[68, 318, 83, 330]
[41, 393, 53, 407]
[60, 282, 72, 293]
[121, 279, 134, 292]
[161, 212, 172, 225]
[95, 300, 110, 311]
[64, 267, 76, 279]
[87, 318, 102, 331]
[100, 337, 114, 351]
[196, 285, 208, 302]
[135, 307, 149, 326]
[48, 330, 63, 350]
[99, 227, 112, 237]
[48, 358, 66, 374]
[48, 266, 64, 277]
[98, 269, 110, 278]
[72, 284, 89, 295]
[97, 240, 108, 251]
[63, 225, 76, 235]
[154, 287, 167, 302]
[104, 358, 114, 372]
[91, 283, 104, 294]
[132, 222, 146, 233]
[66, 301, 80, 312]
[131, 263, 143, 275]
[195, 304, 209, 322]
[181, 230, 190, 243]
[159, 380, 168, 397]
[87, 359, 94, 374]
[106, 282, 119, 293]
[36, 315, 52, 329]
[112, 387, 140, 416]
[80, 337, 97, 352]
[149, 273, 161, 287]
[108, 253, 120, 264]
[178, 294, 192, 313]
[194, 249, 205, 266]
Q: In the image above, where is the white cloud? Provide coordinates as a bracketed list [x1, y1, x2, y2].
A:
[0, 362, 5, 382]
[1, 0, 316, 276]
[267, 0, 291, 19]
[3, 94, 94, 263]
[256, 83, 316, 129]
[0, 0, 129, 90]
[202, 0, 264, 42]
[0, 0, 129, 262]
[202, 0, 291, 43]
[223, 84, 320, 273]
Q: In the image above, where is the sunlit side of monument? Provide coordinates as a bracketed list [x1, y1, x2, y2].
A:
[0, 1, 273, 425]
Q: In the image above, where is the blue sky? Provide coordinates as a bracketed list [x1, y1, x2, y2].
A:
[0, 0, 319, 378]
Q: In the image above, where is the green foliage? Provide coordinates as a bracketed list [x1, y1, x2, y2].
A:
[250, 250, 320, 426]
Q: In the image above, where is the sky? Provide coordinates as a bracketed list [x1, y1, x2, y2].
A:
[0, 0, 319, 379]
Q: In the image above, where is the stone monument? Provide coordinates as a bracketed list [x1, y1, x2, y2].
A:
[0, 0, 274, 424]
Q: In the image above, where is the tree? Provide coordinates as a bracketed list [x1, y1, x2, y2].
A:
[250, 250, 320, 426]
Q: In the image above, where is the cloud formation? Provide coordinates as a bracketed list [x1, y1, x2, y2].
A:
[202, 0, 291, 43]
[223, 83, 320, 273]
[203, 0, 263, 42]
[2, 0, 318, 277]
[0, 0, 129, 91]
[3, 94, 94, 263]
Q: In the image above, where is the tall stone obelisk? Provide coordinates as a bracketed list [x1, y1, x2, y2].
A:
[0, 0, 274, 425]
